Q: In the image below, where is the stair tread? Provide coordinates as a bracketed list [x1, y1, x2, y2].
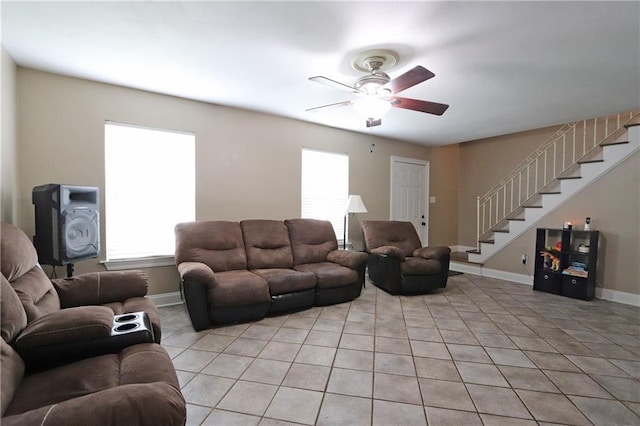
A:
[479, 239, 495, 244]
[491, 229, 509, 233]
[557, 176, 582, 180]
[539, 191, 561, 195]
[506, 217, 525, 221]
[466, 249, 481, 254]
[600, 140, 629, 147]
[523, 205, 543, 208]
[577, 159, 604, 164]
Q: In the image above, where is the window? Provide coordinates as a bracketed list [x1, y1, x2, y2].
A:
[104, 122, 195, 262]
[301, 149, 348, 242]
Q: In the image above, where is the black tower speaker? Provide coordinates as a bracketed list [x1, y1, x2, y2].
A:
[32, 184, 100, 266]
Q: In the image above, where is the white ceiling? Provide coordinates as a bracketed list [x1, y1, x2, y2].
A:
[2, 1, 639, 146]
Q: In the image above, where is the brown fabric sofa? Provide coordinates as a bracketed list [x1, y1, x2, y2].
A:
[362, 220, 451, 295]
[1, 279, 186, 426]
[175, 218, 368, 330]
[1, 222, 163, 369]
[1, 223, 186, 425]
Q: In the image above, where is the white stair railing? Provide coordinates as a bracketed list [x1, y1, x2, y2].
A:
[476, 111, 639, 250]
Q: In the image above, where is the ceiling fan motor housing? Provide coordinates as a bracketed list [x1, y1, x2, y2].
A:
[354, 71, 391, 95]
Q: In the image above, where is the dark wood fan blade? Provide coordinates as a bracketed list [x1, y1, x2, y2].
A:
[390, 97, 449, 115]
[366, 118, 382, 127]
[306, 100, 353, 113]
[309, 76, 361, 93]
[385, 66, 435, 94]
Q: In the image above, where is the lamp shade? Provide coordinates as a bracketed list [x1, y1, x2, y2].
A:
[346, 195, 368, 214]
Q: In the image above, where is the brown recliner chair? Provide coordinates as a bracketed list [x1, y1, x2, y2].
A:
[1, 222, 186, 425]
[0, 222, 162, 368]
[361, 220, 451, 295]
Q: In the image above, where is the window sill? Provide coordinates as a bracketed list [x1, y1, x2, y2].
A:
[101, 256, 175, 271]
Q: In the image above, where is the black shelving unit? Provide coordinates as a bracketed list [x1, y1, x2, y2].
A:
[534, 228, 599, 300]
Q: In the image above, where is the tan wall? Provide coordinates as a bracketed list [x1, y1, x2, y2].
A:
[485, 152, 639, 295]
[15, 68, 456, 295]
[1, 46, 17, 222]
[429, 143, 460, 246]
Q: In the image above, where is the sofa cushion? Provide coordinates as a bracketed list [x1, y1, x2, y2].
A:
[1, 276, 27, 344]
[294, 262, 358, 289]
[5, 343, 180, 417]
[175, 221, 247, 272]
[400, 257, 442, 276]
[251, 268, 316, 296]
[1, 339, 24, 417]
[362, 220, 422, 256]
[241, 220, 294, 269]
[208, 270, 270, 308]
[285, 219, 338, 265]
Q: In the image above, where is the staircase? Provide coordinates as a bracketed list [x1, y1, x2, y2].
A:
[467, 111, 639, 265]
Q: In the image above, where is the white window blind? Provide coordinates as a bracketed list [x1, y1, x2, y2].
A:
[104, 122, 195, 260]
[301, 149, 348, 242]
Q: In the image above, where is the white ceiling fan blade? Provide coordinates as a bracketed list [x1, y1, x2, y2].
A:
[309, 76, 363, 94]
[306, 100, 353, 112]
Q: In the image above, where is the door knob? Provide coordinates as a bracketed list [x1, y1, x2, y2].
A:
[421, 222, 426, 226]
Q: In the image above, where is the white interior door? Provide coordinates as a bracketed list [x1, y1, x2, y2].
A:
[390, 156, 429, 245]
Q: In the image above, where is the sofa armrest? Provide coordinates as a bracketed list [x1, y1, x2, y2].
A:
[14, 306, 114, 352]
[52, 271, 149, 308]
[370, 246, 406, 261]
[177, 262, 215, 331]
[327, 250, 368, 269]
[177, 262, 217, 286]
[413, 246, 452, 260]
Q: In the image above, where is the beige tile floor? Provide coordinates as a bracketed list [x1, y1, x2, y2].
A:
[159, 273, 640, 425]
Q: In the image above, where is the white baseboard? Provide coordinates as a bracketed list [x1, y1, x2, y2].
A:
[450, 262, 639, 307]
[480, 267, 534, 286]
[450, 261, 482, 275]
[148, 291, 183, 307]
[451, 261, 533, 285]
[596, 287, 640, 306]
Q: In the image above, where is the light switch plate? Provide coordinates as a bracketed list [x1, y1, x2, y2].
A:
[429, 196, 436, 204]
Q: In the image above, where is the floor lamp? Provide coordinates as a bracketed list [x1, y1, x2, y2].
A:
[343, 195, 368, 249]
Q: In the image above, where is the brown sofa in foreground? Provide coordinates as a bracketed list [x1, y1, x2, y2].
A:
[362, 220, 451, 295]
[175, 218, 368, 331]
[1, 222, 186, 425]
[0, 222, 163, 369]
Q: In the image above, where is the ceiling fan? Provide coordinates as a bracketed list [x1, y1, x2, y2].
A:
[307, 49, 449, 127]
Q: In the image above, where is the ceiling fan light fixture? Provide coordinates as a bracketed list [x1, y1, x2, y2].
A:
[352, 97, 391, 121]
[354, 71, 390, 95]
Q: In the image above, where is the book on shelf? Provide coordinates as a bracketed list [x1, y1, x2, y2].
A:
[562, 266, 588, 278]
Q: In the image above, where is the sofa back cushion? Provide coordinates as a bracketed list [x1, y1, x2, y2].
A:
[0, 223, 61, 322]
[361, 220, 422, 256]
[241, 220, 294, 269]
[175, 221, 247, 272]
[1, 338, 25, 416]
[1, 276, 27, 344]
[285, 219, 338, 265]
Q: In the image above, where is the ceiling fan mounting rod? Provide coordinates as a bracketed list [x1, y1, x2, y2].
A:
[363, 56, 386, 73]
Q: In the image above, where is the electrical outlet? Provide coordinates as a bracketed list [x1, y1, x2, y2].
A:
[521, 254, 528, 265]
